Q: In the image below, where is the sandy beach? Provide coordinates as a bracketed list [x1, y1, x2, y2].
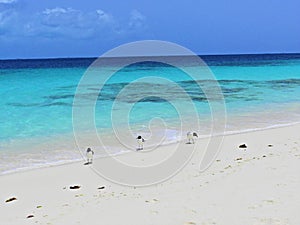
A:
[1, 124, 300, 225]
[1, 0, 299, 224]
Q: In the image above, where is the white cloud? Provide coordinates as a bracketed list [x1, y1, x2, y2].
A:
[0, 0, 16, 4]
[1, 6, 147, 40]
[41, 7, 81, 28]
[0, 9, 17, 35]
[43, 7, 75, 15]
[40, 7, 113, 29]
[129, 9, 146, 29]
[130, 10, 145, 21]
[96, 9, 112, 23]
[22, 7, 116, 39]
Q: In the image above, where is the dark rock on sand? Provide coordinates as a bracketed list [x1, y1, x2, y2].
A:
[268, 144, 273, 147]
[26, 215, 34, 219]
[5, 197, 17, 203]
[224, 165, 232, 169]
[239, 144, 247, 148]
[98, 186, 105, 190]
[69, 185, 81, 190]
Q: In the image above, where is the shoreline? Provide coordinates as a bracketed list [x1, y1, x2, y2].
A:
[1, 120, 300, 176]
[1, 122, 300, 224]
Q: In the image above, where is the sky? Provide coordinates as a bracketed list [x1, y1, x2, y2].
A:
[0, 0, 299, 59]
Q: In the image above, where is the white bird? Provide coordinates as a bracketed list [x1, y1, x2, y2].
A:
[136, 136, 145, 150]
[86, 148, 94, 164]
[187, 131, 198, 144]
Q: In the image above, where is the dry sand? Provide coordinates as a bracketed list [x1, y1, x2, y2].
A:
[1, 124, 300, 225]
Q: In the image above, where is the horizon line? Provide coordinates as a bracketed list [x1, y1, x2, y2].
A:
[1, 52, 300, 61]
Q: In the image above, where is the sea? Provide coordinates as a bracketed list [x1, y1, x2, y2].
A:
[1, 53, 300, 174]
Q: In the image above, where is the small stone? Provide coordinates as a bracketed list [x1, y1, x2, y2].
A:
[268, 144, 273, 147]
[98, 186, 105, 190]
[239, 144, 247, 148]
[262, 155, 266, 158]
[69, 185, 81, 190]
[224, 165, 232, 169]
[235, 157, 243, 161]
[5, 197, 17, 203]
[27, 215, 34, 219]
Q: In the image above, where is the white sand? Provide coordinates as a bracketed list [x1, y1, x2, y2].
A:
[1, 124, 300, 225]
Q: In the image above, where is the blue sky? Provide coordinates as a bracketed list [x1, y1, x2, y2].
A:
[0, 0, 299, 59]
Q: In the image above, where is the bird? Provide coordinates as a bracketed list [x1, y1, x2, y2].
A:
[136, 135, 145, 150]
[187, 131, 198, 144]
[86, 147, 94, 164]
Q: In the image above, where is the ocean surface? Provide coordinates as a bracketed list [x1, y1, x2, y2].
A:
[1, 54, 300, 174]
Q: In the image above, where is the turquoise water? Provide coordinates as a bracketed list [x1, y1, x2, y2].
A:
[0, 54, 300, 174]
